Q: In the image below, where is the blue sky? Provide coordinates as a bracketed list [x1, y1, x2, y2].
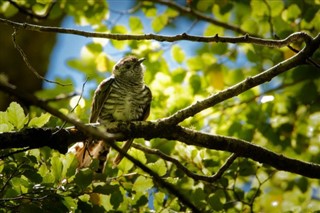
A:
[45, 1, 200, 94]
[45, 1, 251, 97]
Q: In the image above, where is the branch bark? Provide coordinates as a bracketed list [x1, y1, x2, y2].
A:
[2, 120, 320, 179]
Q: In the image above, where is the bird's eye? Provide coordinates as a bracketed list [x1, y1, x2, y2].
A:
[125, 65, 131, 69]
[115, 65, 119, 70]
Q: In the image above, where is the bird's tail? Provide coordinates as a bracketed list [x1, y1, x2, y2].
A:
[68, 140, 110, 172]
[112, 138, 134, 168]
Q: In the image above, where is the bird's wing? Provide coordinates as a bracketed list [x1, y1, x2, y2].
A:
[68, 77, 114, 171]
[141, 85, 152, 121]
[90, 77, 115, 123]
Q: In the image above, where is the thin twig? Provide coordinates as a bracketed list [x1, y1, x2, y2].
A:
[133, 143, 238, 182]
[53, 77, 88, 134]
[109, 2, 142, 14]
[0, 18, 312, 47]
[11, 29, 71, 86]
[43, 92, 79, 102]
[274, 34, 320, 68]
[0, 147, 31, 159]
[262, 0, 274, 37]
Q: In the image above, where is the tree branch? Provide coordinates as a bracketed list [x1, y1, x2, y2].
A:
[0, 18, 312, 47]
[2, 119, 320, 179]
[160, 33, 320, 126]
[133, 143, 238, 182]
[11, 29, 71, 86]
[104, 121, 320, 179]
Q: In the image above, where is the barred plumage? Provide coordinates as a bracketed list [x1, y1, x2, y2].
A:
[68, 56, 152, 171]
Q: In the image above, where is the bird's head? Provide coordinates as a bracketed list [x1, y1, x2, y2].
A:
[113, 56, 145, 83]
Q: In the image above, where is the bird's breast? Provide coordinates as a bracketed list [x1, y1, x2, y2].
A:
[100, 83, 150, 122]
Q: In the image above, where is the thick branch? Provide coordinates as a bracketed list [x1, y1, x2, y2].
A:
[161, 33, 319, 125]
[2, 122, 320, 179]
[111, 122, 320, 179]
[0, 18, 312, 47]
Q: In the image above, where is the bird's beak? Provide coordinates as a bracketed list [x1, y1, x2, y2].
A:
[138, 58, 145, 64]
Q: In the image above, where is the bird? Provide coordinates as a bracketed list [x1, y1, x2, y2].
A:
[68, 56, 152, 171]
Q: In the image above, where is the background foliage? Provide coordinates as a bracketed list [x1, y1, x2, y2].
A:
[0, 0, 320, 212]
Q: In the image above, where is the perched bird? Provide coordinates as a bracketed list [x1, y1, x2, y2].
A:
[69, 56, 152, 171]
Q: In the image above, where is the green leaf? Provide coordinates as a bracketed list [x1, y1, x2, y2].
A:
[203, 24, 224, 36]
[117, 157, 134, 173]
[148, 159, 167, 176]
[129, 16, 143, 33]
[110, 187, 123, 209]
[142, 6, 157, 18]
[28, 113, 51, 128]
[132, 176, 153, 192]
[151, 14, 168, 33]
[196, 0, 213, 11]
[153, 191, 165, 211]
[171, 45, 185, 64]
[74, 168, 93, 189]
[51, 154, 63, 182]
[62, 197, 77, 211]
[164, 7, 179, 18]
[208, 191, 224, 211]
[23, 169, 43, 183]
[211, 43, 228, 55]
[7, 102, 28, 130]
[295, 177, 309, 193]
[130, 148, 147, 165]
[0, 123, 14, 132]
[189, 74, 202, 94]
[0, 2, 18, 17]
[186, 56, 204, 71]
[172, 67, 187, 83]
[282, 4, 301, 21]
[86, 42, 103, 54]
[63, 153, 78, 178]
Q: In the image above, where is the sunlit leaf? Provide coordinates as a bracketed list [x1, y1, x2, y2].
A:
[51, 154, 63, 182]
[132, 176, 153, 192]
[151, 14, 168, 32]
[282, 4, 301, 21]
[129, 16, 144, 33]
[7, 102, 28, 130]
[171, 45, 185, 64]
[148, 159, 167, 176]
[28, 113, 51, 128]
